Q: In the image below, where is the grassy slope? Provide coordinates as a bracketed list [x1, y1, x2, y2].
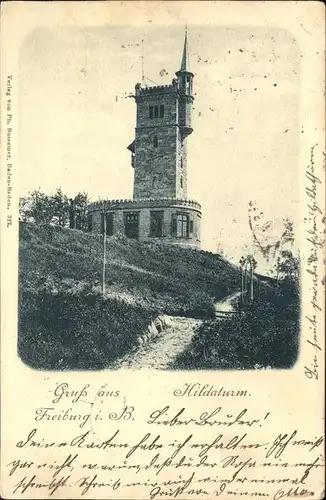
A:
[19, 223, 240, 370]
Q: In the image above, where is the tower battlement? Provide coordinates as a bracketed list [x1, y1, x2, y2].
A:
[89, 197, 202, 211]
[135, 83, 177, 97]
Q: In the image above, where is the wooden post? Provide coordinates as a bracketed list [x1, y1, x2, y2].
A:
[102, 204, 106, 298]
[250, 260, 254, 303]
[239, 257, 245, 307]
[244, 266, 248, 306]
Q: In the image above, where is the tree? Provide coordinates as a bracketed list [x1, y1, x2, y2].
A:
[70, 192, 89, 230]
[28, 189, 54, 224]
[275, 250, 299, 285]
[239, 254, 257, 306]
[52, 187, 70, 227]
[19, 197, 32, 222]
[248, 200, 295, 274]
[19, 188, 91, 230]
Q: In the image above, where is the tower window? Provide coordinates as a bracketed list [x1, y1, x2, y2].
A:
[153, 135, 158, 148]
[101, 212, 114, 236]
[186, 76, 191, 93]
[180, 157, 183, 168]
[150, 211, 164, 237]
[171, 213, 190, 238]
[152, 176, 157, 188]
[87, 213, 93, 232]
[149, 105, 164, 119]
[180, 176, 183, 188]
[124, 212, 139, 240]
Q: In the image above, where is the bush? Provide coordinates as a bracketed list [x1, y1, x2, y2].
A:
[18, 290, 156, 370]
[173, 282, 300, 370]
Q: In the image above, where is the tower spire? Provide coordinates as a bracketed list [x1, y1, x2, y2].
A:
[179, 26, 190, 72]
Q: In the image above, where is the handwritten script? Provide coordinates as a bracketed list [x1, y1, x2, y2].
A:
[304, 144, 324, 381]
[3, 382, 324, 499]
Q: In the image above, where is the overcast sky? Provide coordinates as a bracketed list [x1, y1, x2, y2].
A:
[19, 25, 301, 265]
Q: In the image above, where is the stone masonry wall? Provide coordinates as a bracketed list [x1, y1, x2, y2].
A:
[176, 129, 188, 198]
[134, 89, 179, 199]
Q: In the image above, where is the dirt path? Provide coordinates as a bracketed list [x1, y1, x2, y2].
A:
[109, 316, 202, 370]
[214, 291, 241, 316]
[109, 291, 240, 370]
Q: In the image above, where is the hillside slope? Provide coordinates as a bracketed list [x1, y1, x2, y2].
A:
[19, 223, 240, 370]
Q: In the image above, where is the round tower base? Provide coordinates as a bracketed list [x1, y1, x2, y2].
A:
[88, 198, 201, 248]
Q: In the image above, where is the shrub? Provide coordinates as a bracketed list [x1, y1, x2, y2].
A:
[18, 290, 156, 370]
[172, 282, 300, 370]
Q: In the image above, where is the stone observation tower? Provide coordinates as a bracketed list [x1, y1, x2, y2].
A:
[88, 31, 202, 247]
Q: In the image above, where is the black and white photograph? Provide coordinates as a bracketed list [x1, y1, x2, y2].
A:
[17, 23, 302, 371]
[1, 3, 325, 500]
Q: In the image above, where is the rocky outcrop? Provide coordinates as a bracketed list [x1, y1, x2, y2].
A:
[135, 315, 172, 348]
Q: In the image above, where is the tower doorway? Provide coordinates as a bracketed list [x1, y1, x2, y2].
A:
[124, 212, 139, 239]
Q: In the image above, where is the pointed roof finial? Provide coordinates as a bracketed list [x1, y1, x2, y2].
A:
[179, 26, 190, 72]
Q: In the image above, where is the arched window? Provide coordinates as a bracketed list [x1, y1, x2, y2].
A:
[153, 135, 158, 148]
[171, 213, 189, 238]
[152, 176, 157, 188]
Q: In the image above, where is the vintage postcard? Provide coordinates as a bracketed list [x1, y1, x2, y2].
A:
[1, 1, 325, 499]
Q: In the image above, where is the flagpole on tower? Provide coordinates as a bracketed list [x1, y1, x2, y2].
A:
[141, 38, 145, 85]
